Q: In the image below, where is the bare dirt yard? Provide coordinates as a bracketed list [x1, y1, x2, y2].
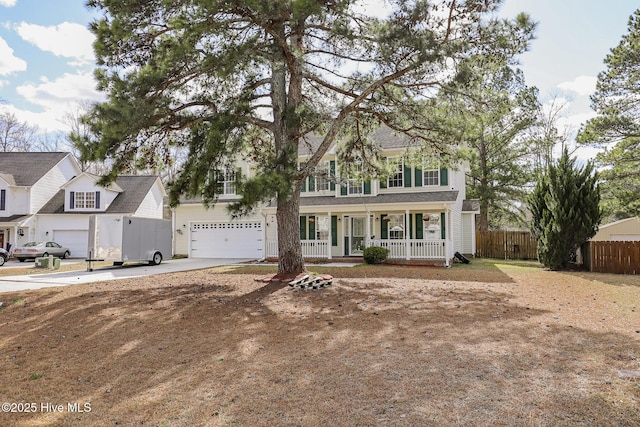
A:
[0, 260, 639, 426]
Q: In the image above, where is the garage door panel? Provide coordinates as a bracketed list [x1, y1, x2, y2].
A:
[52, 230, 88, 258]
[190, 221, 263, 258]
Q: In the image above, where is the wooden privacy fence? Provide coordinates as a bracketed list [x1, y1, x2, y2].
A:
[476, 230, 538, 260]
[587, 241, 640, 275]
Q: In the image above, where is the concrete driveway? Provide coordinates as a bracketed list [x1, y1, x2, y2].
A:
[0, 258, 250, 293]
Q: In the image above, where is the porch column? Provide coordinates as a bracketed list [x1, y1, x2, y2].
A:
[327, 211, 332, 259]
[365, 214, 371, 249]
[444, 208, 451, 267]
[405, 209, 410, 260]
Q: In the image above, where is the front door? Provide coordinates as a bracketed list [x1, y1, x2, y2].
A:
[350, 216, 366, 255]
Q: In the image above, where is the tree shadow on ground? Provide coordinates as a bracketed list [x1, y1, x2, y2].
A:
[0, 275, 638, 426]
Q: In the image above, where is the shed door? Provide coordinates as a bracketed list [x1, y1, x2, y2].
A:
[53, 230, 88, 258]
[190, 221, 263, 259]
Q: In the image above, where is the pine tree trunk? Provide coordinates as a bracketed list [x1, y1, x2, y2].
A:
[276, 187, 305, 276]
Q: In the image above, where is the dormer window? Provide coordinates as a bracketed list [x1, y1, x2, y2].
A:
[70, 191, 101, 210]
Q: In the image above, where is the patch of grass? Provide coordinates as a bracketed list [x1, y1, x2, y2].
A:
[29, 373, 43, 380]
[16, 359, 26, 366]
[11, 297, 24, 305]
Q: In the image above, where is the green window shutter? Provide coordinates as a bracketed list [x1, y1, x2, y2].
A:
[381, 214, 388, 239]
[329, 161, 336, 191]
[331, 216, 338, 246]
[414, 166, 423, 187]
[300, 216, 307, 240]
[235, 167, 242, 194]
[380, 157, 387, 189]
[309, 216, 316, 240]
[364, 180, 371, 194]
[404, 165, 412, 187]
[409, 214, 413, 239]
[340, 184, 347, 196]
[416, 214, 423, 239]
[308, 176, 315, 192]
[440, 168, 448, 186]
[440, 212, 446, 239]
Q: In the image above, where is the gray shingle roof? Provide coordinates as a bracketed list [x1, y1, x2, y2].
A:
[298, 126, 417, 156]
[269, 191, 459, 208]
[462, 199, 480, 212]
[0, 152, 70, 186]
[38, 175, 160, 214]
[0, 214, 31, 223]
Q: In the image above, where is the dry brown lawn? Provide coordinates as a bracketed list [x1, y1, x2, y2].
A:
[0, 260, 639, 426]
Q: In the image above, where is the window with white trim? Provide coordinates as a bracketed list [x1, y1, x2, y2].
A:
[388, 214, 405, 239]
[387, 157, 404, 188]
[423, 157, 439, 186]
[74, 191, 96, 209]
[316, 215, 330, 240]
[217, 169, 236, 195]
[315, 162, 331, 192]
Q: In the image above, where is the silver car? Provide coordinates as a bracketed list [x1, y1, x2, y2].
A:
[13, 241, 71, 262]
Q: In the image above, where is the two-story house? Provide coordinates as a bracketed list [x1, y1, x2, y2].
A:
[0, 152, 167, 258]
[37, 172, 166, 257]
[173, 128, 479, 265]
[0, 152, 81, 251]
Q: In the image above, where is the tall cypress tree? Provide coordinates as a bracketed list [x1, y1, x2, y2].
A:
[529, 148, 602, 270]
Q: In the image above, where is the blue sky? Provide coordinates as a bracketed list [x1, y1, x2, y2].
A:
[0, 0, 638, 156]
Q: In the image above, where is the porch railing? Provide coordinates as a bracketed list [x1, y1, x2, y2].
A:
[372, 239, 447, 259]
[266, 240, 328, 258]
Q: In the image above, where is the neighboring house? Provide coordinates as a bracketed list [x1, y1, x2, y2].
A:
[37, 173, 167, 257]
[0, 151, 167, 258]
[173, 128, 480, 265]
[0, 152, 81, 252]
[591, 217, 640, 241]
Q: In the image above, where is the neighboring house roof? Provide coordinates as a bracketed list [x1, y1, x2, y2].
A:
[0, 152, 71, 186]
[38, 175, 161, 214]
[0, 214, 32, 224]
[270, 191, 459, 208]
[62, 171, 123, 192]
[597, 217, 640, 230]
[462, 199, 480, 212]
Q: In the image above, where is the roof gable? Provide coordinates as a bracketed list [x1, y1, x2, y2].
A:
[0, 152, 75, 186]
[38, 175, 163, 215]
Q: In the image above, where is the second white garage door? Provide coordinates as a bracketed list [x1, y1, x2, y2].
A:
[190, 221, 263, 259]
[53, 229, 88, 258]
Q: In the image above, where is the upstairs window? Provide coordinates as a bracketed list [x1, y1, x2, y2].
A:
[216, 168, 237, 195]
[387, 157, 404, 188]
[315, 162, 331, 192]
[70, 191, 100, 209]
[422, 157, 440, 186]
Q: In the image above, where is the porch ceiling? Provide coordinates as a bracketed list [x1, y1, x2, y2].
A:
[265, 190, 458, 212]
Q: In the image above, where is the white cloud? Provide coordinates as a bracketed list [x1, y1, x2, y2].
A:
[14, 21, 95, 64]
[557, 75, 597, 96]
[0, 36, 27, 75]
[13, 71, 104, 131]
[0, 0, 17, 7]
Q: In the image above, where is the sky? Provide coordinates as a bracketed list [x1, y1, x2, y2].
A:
[0, 0, 638, 160]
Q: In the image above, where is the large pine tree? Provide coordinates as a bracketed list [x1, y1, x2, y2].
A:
[577, 8, 640, 218]
[529, 148, 601, 270]
[76, 0, 535, 277]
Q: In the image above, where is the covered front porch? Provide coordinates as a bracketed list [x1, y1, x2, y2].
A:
[263, 193, 459, 265]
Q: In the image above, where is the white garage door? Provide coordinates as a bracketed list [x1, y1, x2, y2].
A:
[190, 221, 263, 259]
[53, 230, 88, 258]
